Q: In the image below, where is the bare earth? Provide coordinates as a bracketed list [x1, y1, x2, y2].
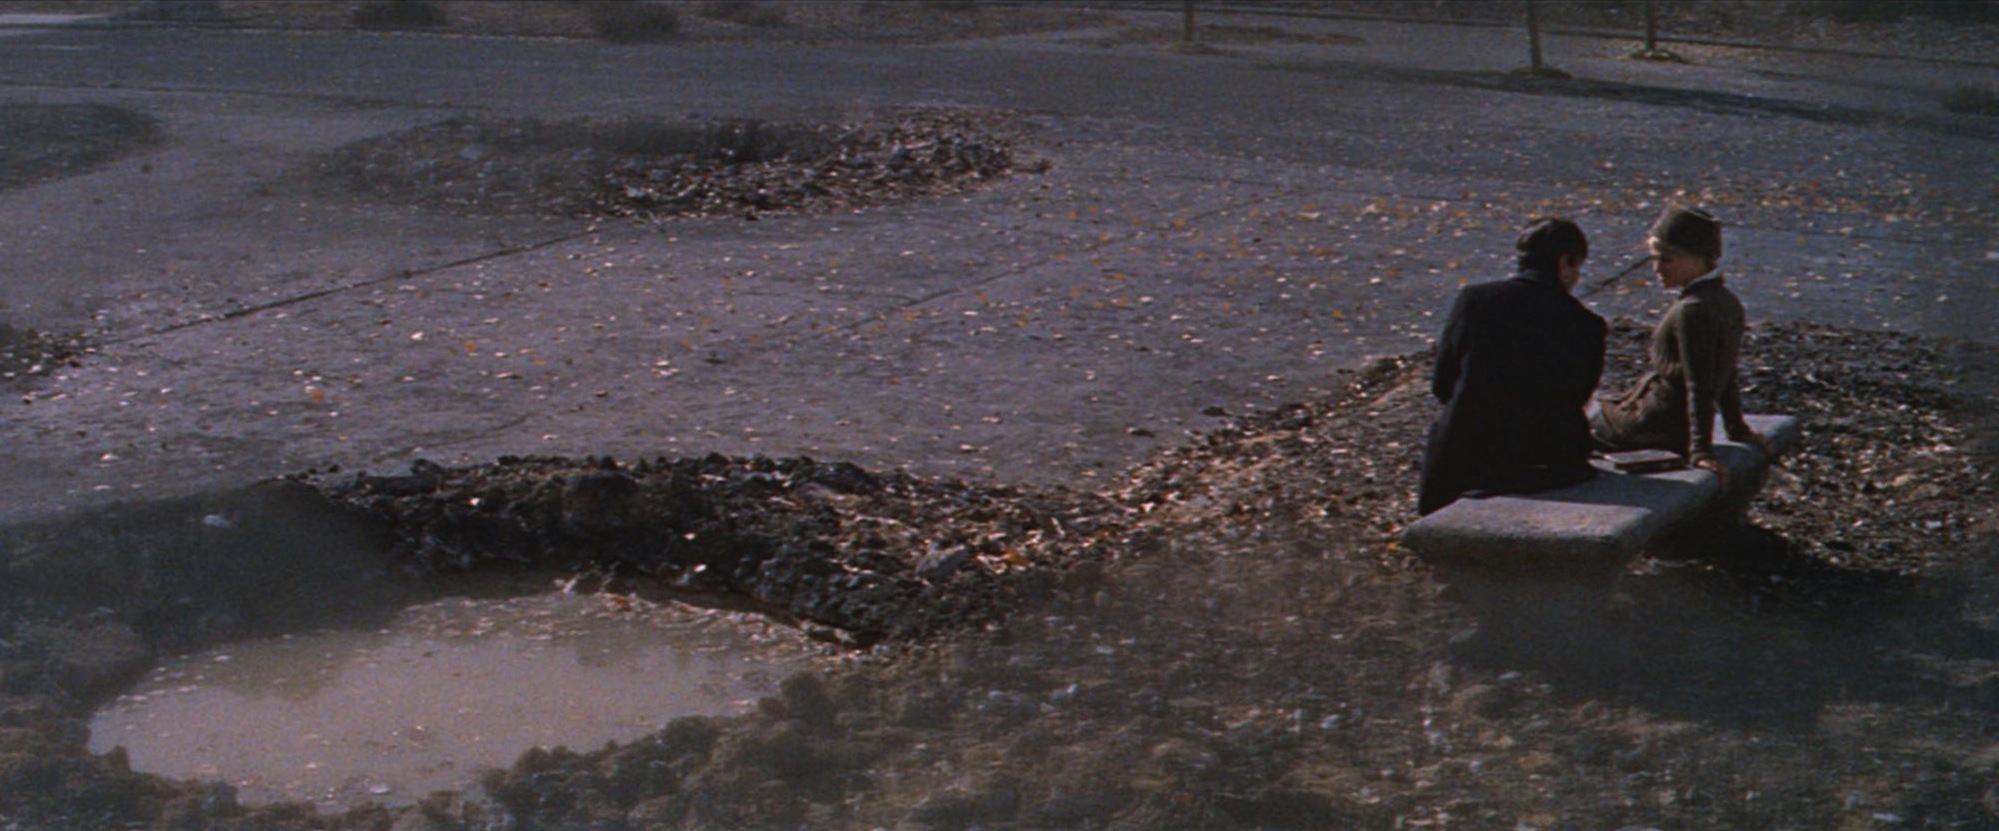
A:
[2, 2, 1998, 829]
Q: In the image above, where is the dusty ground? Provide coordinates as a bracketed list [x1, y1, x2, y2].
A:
[6, 316, 1994, 830]
[3, 2, 1999, 829]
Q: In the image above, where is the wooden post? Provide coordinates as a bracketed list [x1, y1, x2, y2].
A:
[1644, 0, 1659, 52]
[1182, 0, 1197, 45]
[1527, 0, 1545, 72]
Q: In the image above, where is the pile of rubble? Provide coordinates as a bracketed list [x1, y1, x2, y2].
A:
[315, 108, 1029, 220]
[307, 453, 1124, 646]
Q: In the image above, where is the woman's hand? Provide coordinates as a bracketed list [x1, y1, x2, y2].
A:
[1694, 455, 1730, 490]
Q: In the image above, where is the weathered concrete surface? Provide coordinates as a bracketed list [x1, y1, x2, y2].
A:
[0, 8, 1992, 523]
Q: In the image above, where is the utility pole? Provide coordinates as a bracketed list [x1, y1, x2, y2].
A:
[1518, 0, 1571, 77]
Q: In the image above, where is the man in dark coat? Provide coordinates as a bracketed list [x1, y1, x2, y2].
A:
[1418, 218, 1607, 515]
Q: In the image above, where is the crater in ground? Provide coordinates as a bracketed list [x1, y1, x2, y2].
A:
[89, 583, 825, 810]
[0, 103, 161, 193]
[306, 108, 1033, 220]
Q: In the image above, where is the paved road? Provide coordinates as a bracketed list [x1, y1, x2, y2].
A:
[1, 9, 1993, 521]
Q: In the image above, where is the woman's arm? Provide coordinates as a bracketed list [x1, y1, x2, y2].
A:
[1672, 301, 1729, 465]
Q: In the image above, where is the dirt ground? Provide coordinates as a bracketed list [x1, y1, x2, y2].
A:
[3, 2, 1999, 829]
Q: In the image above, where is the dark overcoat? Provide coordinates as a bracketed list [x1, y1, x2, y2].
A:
[1418, 267, 1608, 515]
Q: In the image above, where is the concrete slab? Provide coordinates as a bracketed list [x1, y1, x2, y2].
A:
[1400, 413, 1801, 572]
[1403, 468, 1716, 571]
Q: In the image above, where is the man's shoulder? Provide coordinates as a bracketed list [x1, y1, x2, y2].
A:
[1461, 273, 1548, 300]
[1448, 278, 1513, 313]
[1459, 276, 1517, 294]
[1460, 274, 1588, 306]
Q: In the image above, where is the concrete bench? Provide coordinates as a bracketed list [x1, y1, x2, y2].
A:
[1400, 414, 1801, 649]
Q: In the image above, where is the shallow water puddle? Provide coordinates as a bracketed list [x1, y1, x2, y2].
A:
[90, 588, 826, 809]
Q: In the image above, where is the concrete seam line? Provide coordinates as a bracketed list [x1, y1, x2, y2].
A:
[99, 229, 594, 347]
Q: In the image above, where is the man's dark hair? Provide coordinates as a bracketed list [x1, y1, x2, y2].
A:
[1516, 217, 1589, 273]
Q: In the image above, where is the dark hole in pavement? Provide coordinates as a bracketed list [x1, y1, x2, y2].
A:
[0, 103, 162, 193]
[2, 480, 823, 809]
[87, 584, 821, 809]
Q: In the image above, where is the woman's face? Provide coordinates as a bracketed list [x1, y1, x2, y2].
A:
[1649, 238, 1711, 290]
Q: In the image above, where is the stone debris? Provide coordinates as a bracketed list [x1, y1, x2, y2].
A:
[316, 108, 1031, 221]
[308, 453, 1127, 646]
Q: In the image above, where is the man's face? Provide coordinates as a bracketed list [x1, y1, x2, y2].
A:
[1557, 252, 1585, 290]
[1649, 238, 1709, 289]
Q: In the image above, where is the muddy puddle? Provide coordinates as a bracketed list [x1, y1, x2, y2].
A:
[89, 586, 829, 810]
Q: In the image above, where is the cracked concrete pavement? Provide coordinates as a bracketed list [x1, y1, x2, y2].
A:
[1, 7, 1993, 522]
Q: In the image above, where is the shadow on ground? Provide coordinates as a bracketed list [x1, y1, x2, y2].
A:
[1468, 537, 1999, 733]
[1276, 59, 1999, 141]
